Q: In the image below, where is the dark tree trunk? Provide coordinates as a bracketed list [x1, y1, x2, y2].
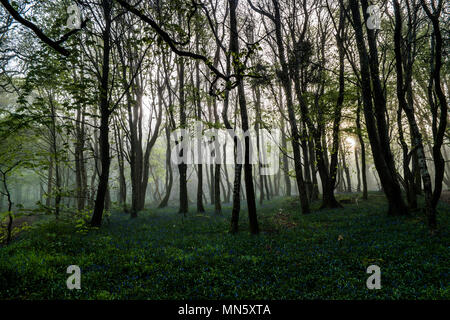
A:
[421, 0, 448, 230]
[214, 163, 222, 214]
[280, 116, 291, 197]
[341, 140, 352, 193]
[253, 86, 265, 205]
[349, 0, 408, 216]
[1, 169, 14, 245]
[223, 143, 231, 203]
[194, 45, 205, 213]
[308, 138, 319, 200]
[270, 0, 310, 213]
[48, 95, 61, 217]
[356, 95, 368, 200]
[289, 2, 344, 209]
[209, 164, 215, 205]
[221, 56, 239, 230]
[397, 104, 417, 210]
[114, 120, 127, 212]
[117, 161, 126, 209]
[159, 126, 173, 208]
[355, 146, 361, 193]
[212, 85, 222, 214]
[178, 56, 188, 216]
[229, 0, 258, 234]
[75, 102, 87, 212]
[91, 0, 112, 227]
[46, 156, 53, 208]
[412, 152, 422, 195]
[395, 0, 438, 227]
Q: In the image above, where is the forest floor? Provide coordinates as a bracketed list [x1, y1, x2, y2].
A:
[440, 190, 450, 205]
[0, 192, 449, 299]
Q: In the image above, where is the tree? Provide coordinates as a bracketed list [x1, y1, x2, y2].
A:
[249, 0, 310, 214]
[229, 0, 259, 234]
[348, 0, 409, 216]
[419, 0, 448, 230]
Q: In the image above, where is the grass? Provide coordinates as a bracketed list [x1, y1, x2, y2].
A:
[0, 192, 449, 300]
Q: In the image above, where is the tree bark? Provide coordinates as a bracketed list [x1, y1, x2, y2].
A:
[356, 95, 368, 200]
[270, 0, 310, 213]
[159, 125, 173, 208]
[394, 0, 436, 227]
[91, 0, 112, 227]
[349, 0, 408, 216]
[420, 0, 448, 229]
[177, 55, 188, 215]
[229, 0, 259, 234]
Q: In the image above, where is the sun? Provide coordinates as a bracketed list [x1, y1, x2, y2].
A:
[345, 136, 356, 148]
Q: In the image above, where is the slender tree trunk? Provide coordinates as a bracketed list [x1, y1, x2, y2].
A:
[280, 116, 291, 197]
[194, 46, 205, 213]
[421, 0, 448, 230]
[159, 126, 173, 208]
[253, 86, 265, 205]
[229, 0, 259, 234]
[355, 146, 361, 193]
[349, 0, 408, 216]
[209, 164, 215, 205]
[48, 94, 61, 218]
[394, 0, 435, 226]
[214, 163, 221, 214]
[1, 172, 13, 245]
[340, 140, 352, 193]
[114, 120, 127, 212]
[356, 95, 368, 200]
[91, 0, 112, 227]
[46, 156, 53, 208]
[308, 138, 319, 200]
[75, 105, 87, 211]
[223, 143, 231, 203]
[178, 56, 188, 215]
[271, 0, 309, 214]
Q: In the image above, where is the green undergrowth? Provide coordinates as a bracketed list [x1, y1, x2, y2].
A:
[0, 192, 449, 299]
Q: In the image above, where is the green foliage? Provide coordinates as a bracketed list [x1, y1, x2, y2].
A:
[73, 209, 95, 235]
[0, 195, 448, 299]
[0, 215, 32, 244]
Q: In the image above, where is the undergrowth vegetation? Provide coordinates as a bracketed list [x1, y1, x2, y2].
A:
[0, 193, 449, 299]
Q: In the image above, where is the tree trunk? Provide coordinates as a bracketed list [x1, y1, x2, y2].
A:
[195, 47, 205, 213]
[280, 116, 291, 197]
[46, 156, 53, 208]
[91, 0, 112, 227]
[394, 0, 436, 227]
[229, 0, 259, 234]
[349, 0, 408, 216]
[178, 56, 188, 216]
[356, 95, 368, 200]
[421, 0, 448, 230]
[271, 0, 309, 214]
[355, 146, 361, 193]
[159, 126, 173, 208]
[113, 120, 127, 212]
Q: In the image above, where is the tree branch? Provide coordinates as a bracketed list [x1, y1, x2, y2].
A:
[0, 0, 86, 56]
